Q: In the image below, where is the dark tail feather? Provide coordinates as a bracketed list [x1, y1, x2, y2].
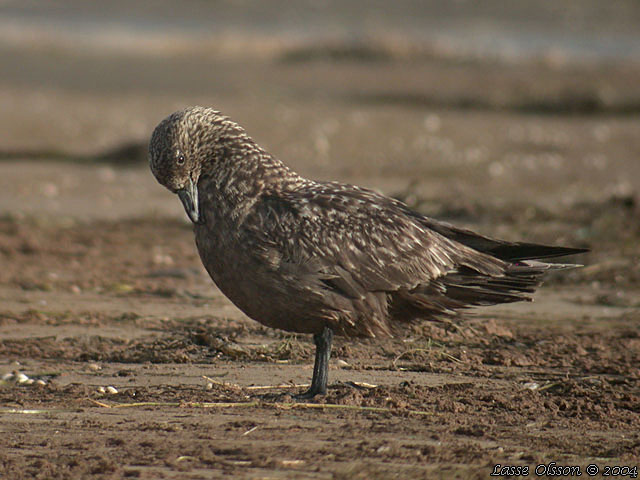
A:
[392, 214, 589, 320]
[440, 258, 583, 307]
[391, 258, 584, 323]
[483, 242, 588, 262]
[420, 217, 589, 261]
[440, 263, 536, 306]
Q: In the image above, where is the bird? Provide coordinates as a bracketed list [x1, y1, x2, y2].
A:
[149, 106, 587, 398]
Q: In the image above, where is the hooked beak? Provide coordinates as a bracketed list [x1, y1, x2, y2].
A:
[177, 177, 202, 224]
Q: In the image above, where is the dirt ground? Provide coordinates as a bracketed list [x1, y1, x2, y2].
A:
[1, 9, 640, 478]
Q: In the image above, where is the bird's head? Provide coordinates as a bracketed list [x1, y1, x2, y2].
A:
[148, 106, 245, 224]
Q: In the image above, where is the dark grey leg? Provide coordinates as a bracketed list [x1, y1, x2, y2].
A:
[296, 326, 334, 399]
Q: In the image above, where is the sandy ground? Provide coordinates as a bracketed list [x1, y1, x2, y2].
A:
[1, 20, 640, 479]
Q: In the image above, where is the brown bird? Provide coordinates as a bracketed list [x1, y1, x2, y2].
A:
[149, 106, 587, 398]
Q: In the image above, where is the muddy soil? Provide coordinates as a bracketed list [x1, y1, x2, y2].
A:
[1, 8, 640, 478]
[0, 211, 638, 479]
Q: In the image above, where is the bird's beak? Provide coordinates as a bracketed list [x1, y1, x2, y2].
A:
[177, 177, 202, 224]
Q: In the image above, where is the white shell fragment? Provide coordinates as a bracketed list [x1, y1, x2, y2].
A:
[1, 371, 47, 386]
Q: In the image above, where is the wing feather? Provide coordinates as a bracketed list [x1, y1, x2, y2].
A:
[241, 182, 506, 301]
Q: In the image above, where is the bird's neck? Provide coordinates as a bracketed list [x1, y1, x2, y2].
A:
[202, 138, 304, 219]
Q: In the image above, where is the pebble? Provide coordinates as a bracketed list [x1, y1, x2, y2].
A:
[41, 182, 59, 198]
[97, 386, 106, 394]
[423, 114, 441, 133]
[106, 386, 118, 394]
[522, 382, 540, 391]
[97, 166, 117, 183]
[1, 371, 47, 386]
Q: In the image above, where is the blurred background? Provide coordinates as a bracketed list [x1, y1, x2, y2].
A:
[0, 0, 639, 287]
[1, 4, 639, 475]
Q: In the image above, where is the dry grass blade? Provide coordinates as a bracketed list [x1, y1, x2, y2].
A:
[392, 344, 463, 370]
[87, 398, 112, 408]
[88, 399, 434, 416]
[1, 409, 52, 414]
[392, 348, 430, 369]
[245, 383, 309, 391]
[536, 382, 561, 392]
[109, 401, 260, 408]
[201, 375, 310, 391]
[202, 374, 242, 389]
[280, 402, 434, 416]
[345, 381, 378, 389]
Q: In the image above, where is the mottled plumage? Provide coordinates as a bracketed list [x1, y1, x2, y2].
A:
[149, 106, 587, 397]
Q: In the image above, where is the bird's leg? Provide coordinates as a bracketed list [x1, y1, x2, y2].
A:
[296, 326, 334, 399]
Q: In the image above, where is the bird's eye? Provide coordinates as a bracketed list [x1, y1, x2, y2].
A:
[177, 153, 185, 165]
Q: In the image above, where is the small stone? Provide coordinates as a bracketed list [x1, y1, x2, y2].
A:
[152, 252, 174, 266]
[106, 386, 118, 394]
[88, 363, 102, 371]
[489, 161, 505, 177]
[523, 382, 539, 391]
[97, 386, 106, 393]
[15, 373, 30, 383]
[41, 182, 59, 198]
[423, 114, 441, 133]
[35, 379, 47, 386]
[97, 166, 117, 183]
[336, 359, 349, 368]
[1, 372, 14, 381]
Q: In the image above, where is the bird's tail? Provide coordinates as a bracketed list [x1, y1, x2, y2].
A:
[440, 255, 584, 308]
[420, 216, 589, 261]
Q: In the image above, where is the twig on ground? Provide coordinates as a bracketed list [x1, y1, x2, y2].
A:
[87, 399, 434, 416]
[246, 383, 309, 391]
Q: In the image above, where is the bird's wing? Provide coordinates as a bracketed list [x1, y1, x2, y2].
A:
[240, 182, 505, 301]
